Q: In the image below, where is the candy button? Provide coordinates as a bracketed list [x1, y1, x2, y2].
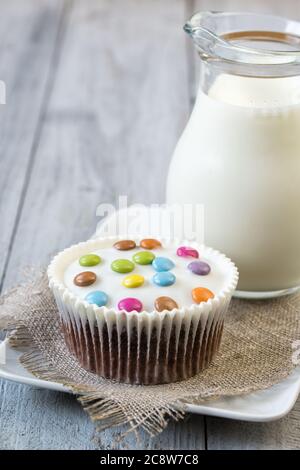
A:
[118, 297, 143, 313]
[74, 271, 96, 287]
[114, 240, 136, 250]
[152, 257, 175, 272]
[85, 290, 108, 307]
[188, 261, 211, 276]
[140, 238, 162, 249]
[133, 251, 155, 265]
[155, 296, 178, 312]
[111, 259, 135, 273]
[122, 274, 144, 288]
[177, 246, 199, 258]
[192, 287, 214, 303]
[152, 272, 176, 287]
[79, 253, 101, 267]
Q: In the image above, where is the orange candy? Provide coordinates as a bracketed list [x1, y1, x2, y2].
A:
[192, 287, 214, 304]
[140, 238, 162, 249]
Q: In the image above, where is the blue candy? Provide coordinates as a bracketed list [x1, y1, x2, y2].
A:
[152, 257, 175, 272]
[85, 290, 108, 307]
[152, 272, 176, 287]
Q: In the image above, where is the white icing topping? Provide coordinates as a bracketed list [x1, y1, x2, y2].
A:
[63, 244, 231, 311]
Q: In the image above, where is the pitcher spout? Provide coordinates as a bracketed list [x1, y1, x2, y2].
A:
[184, 11, 300, 76]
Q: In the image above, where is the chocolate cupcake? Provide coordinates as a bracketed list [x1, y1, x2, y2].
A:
[47, 237, 238, 385]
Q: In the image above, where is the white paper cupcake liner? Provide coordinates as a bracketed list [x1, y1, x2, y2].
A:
[48, 237, 238, 385]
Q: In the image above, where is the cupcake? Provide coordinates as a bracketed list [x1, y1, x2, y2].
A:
[47, 236, 238, 385]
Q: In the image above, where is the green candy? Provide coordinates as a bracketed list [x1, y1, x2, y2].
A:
[79, 253, 101, 267]
[111, 259, 135, 273]
[133, 251, 155, 265]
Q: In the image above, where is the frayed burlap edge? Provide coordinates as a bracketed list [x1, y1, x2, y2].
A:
[1, 272, 300, 439]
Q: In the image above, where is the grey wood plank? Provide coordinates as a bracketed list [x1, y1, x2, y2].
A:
[0, 0, 205, 450]
[193, 0, 300, 450]
[47, 0, 192, 206]
[0, 0, 64, 289]
[205, 405, 300, 450]
[0, 382, 97, 450]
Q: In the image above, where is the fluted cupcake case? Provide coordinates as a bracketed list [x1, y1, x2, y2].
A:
[48, 237, 238, 385]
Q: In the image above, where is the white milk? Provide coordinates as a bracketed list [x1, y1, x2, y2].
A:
[167, 74, 300, 292]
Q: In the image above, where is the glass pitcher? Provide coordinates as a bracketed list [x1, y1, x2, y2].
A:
[166, 11, 300, 298]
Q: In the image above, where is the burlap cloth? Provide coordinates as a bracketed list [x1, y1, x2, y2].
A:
[1, 273, 300, 438]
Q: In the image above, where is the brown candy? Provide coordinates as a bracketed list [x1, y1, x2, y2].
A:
[113, 240, 136, 251]
[74, 271, 96, 287]
[140, 238, 162, 250]
[154, 296, 178, 312]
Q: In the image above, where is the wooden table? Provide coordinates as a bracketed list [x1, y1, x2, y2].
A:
[1, 0, 300, 450]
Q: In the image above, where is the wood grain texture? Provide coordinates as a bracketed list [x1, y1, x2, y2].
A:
[0, 0, 205, 450]
[195, 0, 300, 450]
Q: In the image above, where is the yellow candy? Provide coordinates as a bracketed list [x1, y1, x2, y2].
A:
[122, 274, 144, 288]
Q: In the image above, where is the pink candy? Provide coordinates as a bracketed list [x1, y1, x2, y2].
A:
[176, 246, 199, 259]
[118, 297, 143, 313]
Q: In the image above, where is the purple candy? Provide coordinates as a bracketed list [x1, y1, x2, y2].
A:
[177, 246, 199, 258]
[118, 297, 143, 313]
[188, 260, 211, 276]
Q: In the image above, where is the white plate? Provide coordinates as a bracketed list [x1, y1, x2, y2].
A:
[1, 338, 300, 422]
